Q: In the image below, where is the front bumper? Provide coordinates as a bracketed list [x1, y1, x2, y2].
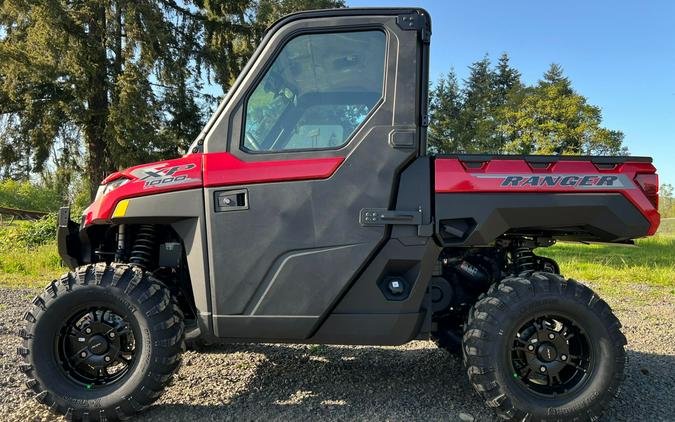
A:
[57, 207, 81, 270]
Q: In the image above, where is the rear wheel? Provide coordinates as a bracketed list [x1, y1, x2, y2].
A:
[463, 272, 626, 421]
[17, 263, 185, 421]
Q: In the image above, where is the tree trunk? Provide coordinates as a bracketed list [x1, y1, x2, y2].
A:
[85, 3, 110, 200]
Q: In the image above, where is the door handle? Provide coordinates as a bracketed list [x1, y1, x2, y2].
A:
[214, 189, 248, 212]
[359, 208, 422, 226]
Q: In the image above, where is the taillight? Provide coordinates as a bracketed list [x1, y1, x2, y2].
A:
[635, 173, 659, 209]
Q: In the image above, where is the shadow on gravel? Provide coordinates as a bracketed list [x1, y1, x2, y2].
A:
[142, 344, 675, 422]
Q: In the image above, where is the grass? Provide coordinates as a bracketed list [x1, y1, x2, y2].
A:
[0, 240, 64, 289]
[540, 219, 675, 304]
[0, 221, 673, 304]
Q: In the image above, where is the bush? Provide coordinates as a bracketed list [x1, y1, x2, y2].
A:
[0, 214, 62, 284]
[0, 180, 62, 212]
[0, 213, 57, 250]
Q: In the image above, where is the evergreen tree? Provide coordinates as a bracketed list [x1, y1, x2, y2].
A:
[194, 0, 346, 92]
[0, 1, 205, 198]
[492, 53, 524, 148]
[494, 53, 522, 102]
[428, 70, 462, 153]
[457, 55, 497, 152]
[0, 0, 344, 200]
[541, 63, 573, 93]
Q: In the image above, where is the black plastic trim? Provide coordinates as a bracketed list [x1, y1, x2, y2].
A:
[265, 7, 431, 35]
[437, 153, 652, 164]
[57, 206, 81, 270]
[434, 192, 652, 246]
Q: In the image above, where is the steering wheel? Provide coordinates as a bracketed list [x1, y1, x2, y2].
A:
[245, 132, 261, 151]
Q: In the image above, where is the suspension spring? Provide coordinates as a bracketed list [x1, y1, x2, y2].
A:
[513, 246, 535, 275]
[129, 225, 157, 269]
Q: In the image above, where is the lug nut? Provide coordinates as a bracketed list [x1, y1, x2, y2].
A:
[540, 366, 547, 372]
[109, 332, 115, 338]
[527, 344, 535, 351]
[85, 328, 92, 334]
[104, 356, 111, 362]
[548, 333, 555, 340]
[80, 351, 87, 358]
[561, 354, 568, 361]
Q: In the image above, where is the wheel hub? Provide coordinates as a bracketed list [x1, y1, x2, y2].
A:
[57, 307, 137, 388]
[536, 343, 557, 362]
[87, 334, 109, 355]
[511, 315, 592, 397]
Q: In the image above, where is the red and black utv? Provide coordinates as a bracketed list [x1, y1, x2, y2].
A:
[18, 8, 659, 421]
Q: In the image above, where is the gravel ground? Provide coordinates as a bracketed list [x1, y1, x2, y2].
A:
[1, 287, 674, 422]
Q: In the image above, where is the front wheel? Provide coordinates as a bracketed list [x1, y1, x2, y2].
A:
[17, 263, 185, 421]
[463, 272, 626, 421]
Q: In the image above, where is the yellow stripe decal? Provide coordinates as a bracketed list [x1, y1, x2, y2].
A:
[113, 200, 129, 218]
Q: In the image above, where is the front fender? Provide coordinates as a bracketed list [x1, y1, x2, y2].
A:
[108, 189, 213, 340]
[57, 207, 83, 270]
[83, 154, 203, 227]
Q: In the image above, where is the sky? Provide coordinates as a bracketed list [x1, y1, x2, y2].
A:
[347, 0, 675, 185]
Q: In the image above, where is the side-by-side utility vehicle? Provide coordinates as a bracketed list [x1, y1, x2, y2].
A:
[18, 8, 660, 421]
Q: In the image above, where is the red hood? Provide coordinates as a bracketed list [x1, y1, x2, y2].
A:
[82, 151, 344, 226]
[83, 154, 203, 226]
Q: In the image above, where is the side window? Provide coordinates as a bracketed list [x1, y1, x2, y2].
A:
[243, 31, 386, 152]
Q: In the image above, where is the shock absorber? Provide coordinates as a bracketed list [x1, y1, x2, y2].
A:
[129, 225, 157, 269]
[512, 245, 535, 275]
[115, 224, 126, 262]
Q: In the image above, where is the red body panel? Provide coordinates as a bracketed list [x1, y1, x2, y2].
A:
[84, 152, 344, 225]
[202, 152, 343, 188]
[434, 158, 660, 235]
[84, 152, 659, 236]
[84, 154, 203, 226]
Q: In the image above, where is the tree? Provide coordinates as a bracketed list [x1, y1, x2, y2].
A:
[429, 53, 524, 153]
[492, 53, 524, 149]
[541, 63, 573, 94]
[498, 64, 626, 155]
[0, 0, 344, 200]
[660, 183, 674, 218]
[0, 1, 204, 199]
[428, 70, 462, 153]
[196, 0, 347, 91]
[456, 55, 496, 153]
[428, 58, 626, 157]
[494, 53, 522, 102]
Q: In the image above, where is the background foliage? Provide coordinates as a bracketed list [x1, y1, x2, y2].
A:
[660, 183, 675, 218]
[0, 179, 60, 211]
[428, 54, 626, 156]
[0, 2, 644, 209]
[0, 0, 345, 200]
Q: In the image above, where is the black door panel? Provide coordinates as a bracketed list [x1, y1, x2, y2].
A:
[202, 13, 426, 340]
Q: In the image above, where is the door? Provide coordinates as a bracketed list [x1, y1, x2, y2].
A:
[201, 9, 429, 339]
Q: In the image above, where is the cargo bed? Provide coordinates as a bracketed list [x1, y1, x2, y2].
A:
[432, 154, 659, 245]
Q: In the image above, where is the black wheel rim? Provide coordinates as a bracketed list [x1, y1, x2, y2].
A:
[56, 306, 137, 389]
[510, 314, 592, 398]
